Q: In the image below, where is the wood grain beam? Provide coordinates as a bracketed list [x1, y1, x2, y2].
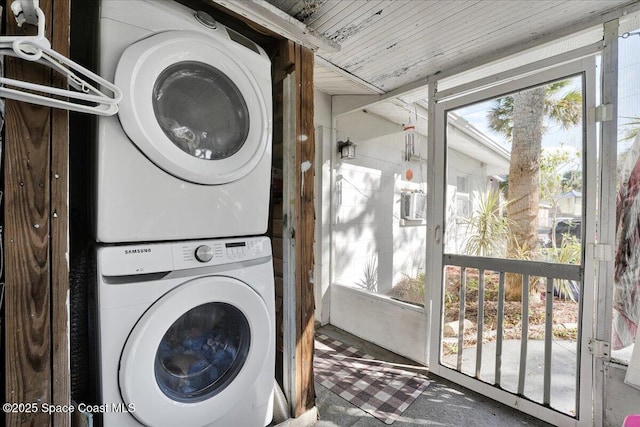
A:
[50, 0, 71, 425]
[4, 0, 70, 425]
[294, 44, 316, 417]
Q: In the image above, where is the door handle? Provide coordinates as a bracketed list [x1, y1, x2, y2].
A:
[435, 224, 442, 244]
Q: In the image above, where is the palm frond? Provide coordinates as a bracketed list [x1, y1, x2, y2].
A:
[488, 97, 514, 140]
[545, 89, 582, 129]
[488, 80, 582, 140]
[543, 80, 570, 96]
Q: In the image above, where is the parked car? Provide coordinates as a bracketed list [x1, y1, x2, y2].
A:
[549, 218, 582, 247]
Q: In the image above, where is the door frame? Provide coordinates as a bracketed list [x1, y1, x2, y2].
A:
[427, 57, 598, 427]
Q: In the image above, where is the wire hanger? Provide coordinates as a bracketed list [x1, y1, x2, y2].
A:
[0, 0, 122, 116]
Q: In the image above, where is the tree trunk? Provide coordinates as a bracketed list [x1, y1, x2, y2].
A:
[505, 87, 545, 301]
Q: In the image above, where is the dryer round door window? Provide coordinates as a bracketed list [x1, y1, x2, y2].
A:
[153, 62, 250, 161]
[118, 276, 271, 426]
[115, 31, 270, 185]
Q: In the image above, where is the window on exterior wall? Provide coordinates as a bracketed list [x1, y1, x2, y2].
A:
[611, 23, 640, 364]
[457, 175, 469, 192]
[455, 175, 471, 219]
[456, 192, 471, 219]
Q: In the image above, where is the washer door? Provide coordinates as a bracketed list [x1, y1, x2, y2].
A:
[119, 276, 271, 427]
[115, 30, 270, 185]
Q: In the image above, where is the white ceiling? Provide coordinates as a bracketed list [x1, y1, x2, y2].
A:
[264, 0, 639, 97]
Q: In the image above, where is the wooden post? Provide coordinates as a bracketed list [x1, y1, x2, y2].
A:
[4, 0, 70, 425]
[293, 44, 316, 417]
[50, 1, 71, 425]
[274, 39, 316, 417]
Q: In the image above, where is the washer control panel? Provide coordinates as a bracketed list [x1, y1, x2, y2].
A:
[174, 237, 271, 270]
[99, 236, 271, 276]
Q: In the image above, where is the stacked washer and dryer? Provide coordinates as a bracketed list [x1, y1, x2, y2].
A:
[93, 1, 275, 426]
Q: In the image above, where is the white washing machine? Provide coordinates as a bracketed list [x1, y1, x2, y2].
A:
[94, 0, 272, 243]
[96, 236, 275, 426]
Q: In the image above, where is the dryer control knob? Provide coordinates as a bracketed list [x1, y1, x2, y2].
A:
[195, 245, 214, 263]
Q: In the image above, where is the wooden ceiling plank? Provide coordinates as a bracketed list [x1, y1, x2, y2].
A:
[323, 2, 473, 79]
[314, 0, 392, 38]
[316, 0, 637, 91]
[306, 0, 376, 31]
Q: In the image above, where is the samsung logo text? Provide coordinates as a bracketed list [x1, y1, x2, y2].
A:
[124, 248, 152, 255]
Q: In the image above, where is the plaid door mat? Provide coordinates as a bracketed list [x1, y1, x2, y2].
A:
[314, 333, 430, 424]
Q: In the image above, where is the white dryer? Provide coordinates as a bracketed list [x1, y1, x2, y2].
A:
[94, 0, 272, 242]
[96, 236, 275, 427]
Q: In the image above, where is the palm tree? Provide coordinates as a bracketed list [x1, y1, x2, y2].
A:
[488, 80, 582, 301]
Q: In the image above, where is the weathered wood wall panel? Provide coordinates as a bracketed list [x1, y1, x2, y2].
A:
[50, 1, 71, 425]
[271, 41, 287, 389]
[3, 0, 70, 425]
[293, 44, 316, 417]
[273, 199, 284, 387]
[4, 93, 51, 427]
[271, 38, 316, 417]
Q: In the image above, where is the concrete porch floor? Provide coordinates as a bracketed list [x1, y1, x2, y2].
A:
[312, 325, 553, 427]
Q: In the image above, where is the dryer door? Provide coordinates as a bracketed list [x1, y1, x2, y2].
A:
[119, 276, 272, 426]
[115, 30, 271, 185]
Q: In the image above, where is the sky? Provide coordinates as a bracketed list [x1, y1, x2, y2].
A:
[453, 75, 583, 174]
[453, 31, 640, 165]
[454, 84, 582, 152]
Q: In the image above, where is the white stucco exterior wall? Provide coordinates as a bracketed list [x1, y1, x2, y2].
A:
[332, 110, 427, 294]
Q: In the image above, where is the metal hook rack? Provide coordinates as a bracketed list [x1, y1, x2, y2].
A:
[0, 0, 122, 116]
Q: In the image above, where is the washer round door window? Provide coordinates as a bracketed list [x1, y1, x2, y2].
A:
[155, 302, 250, 402]
[115, 30, 271, 185]
[118, 277, 272, 427]
[153, 62, 250, 161]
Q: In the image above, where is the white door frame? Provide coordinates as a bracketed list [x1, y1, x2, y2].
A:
[427, 57, 598, 427]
